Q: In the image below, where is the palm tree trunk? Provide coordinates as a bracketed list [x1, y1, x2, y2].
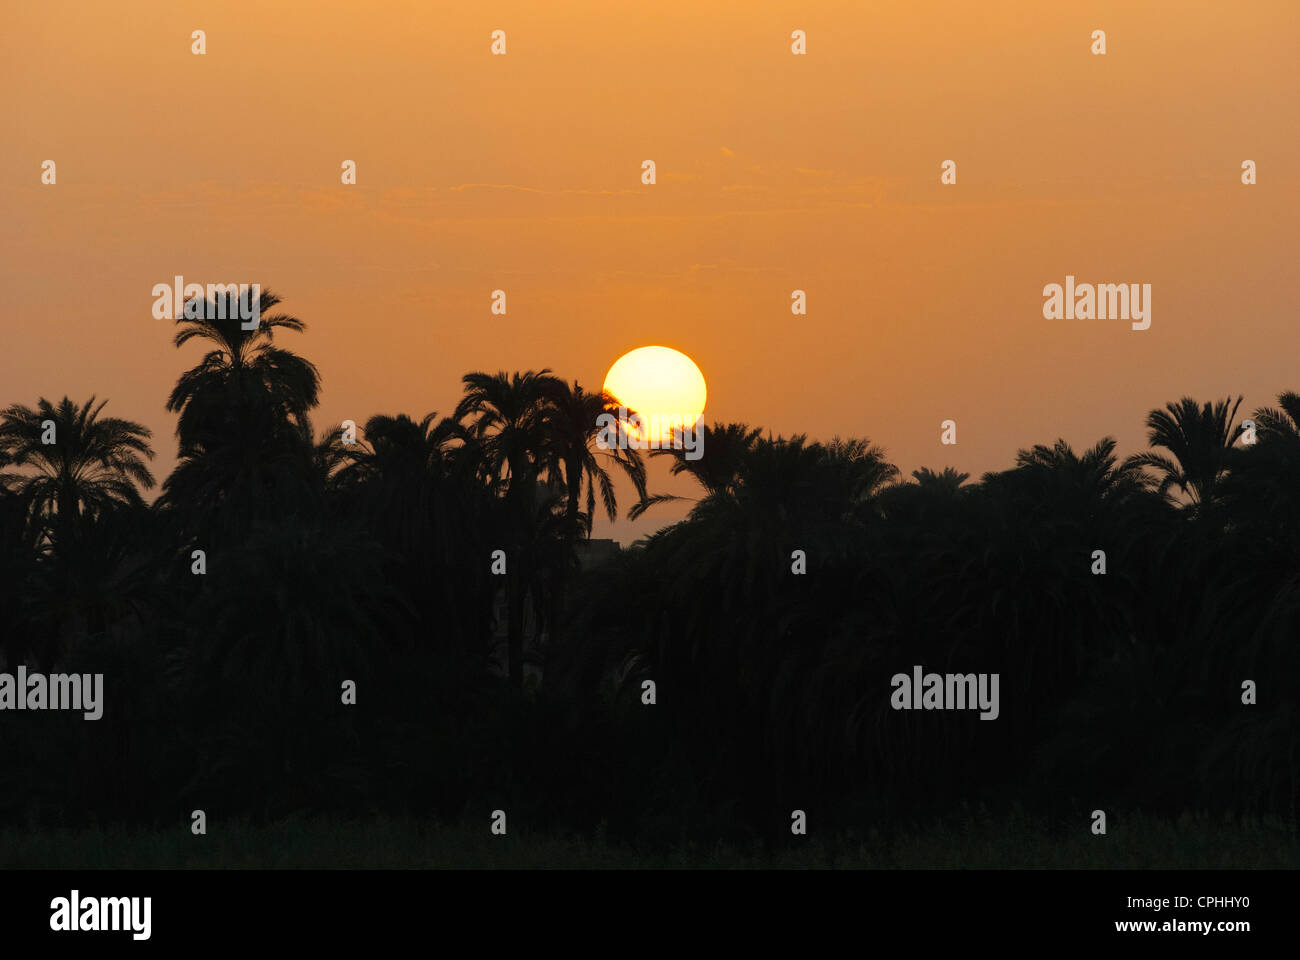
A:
[546, 456, 583, 689]
[507, 567, 525, 693]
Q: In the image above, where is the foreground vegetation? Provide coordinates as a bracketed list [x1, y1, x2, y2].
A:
[2, 287, 1298, 860]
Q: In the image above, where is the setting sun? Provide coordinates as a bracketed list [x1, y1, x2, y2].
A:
[603, 346, 707, 442]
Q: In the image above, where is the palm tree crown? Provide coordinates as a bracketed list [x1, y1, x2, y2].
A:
[166, 287, 320, 449]
[1124, 396, 1243, 507]
[539, 380, 647, 537]
[0, 396, 154, 531]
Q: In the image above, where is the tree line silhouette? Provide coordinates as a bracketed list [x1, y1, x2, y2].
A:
[1, 288, 1295, 846]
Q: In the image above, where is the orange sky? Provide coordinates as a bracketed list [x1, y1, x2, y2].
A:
[2, 1, 1298, 541]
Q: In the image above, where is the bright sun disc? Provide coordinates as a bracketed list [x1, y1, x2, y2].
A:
[603, 346, 707, 444]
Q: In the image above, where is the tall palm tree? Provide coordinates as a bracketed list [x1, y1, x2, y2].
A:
[166, 287, 319, 447]
[1124, 396, 1244, 509]
[539, 381, 648, 540]
[0, 396, 155, 535]
[535, 380, 649, 666]
[159, 405, 322, 544]
[455, 370, 564, 692]
[161, 288, 321, 540]
[0, 397, 155, 666]
[455, 370, 563, 490]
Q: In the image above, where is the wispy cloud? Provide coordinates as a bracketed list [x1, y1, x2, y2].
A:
[448, 183, 544, 193]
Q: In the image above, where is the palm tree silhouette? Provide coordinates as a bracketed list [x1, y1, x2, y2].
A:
[1124, 396, 1244, 510]
[160, 288, 321, 540]
[628, 421, 762, 519]
[455, 369, 564, 692]
[0, 396, 154, 534]
[166, 287, 319, 445]
[910, 466, 971, 491]
[1014, 437, 1151, 512]
[6, 296, 1300, 848]
[535, 381, 649, 662]
[0, 396, 154, 666]
[539, 381, 648, 540]
[1220, 390, 1300, 556]
[332, 412, 463, 546]
[330, 412, 498, 660]
[1253, 390, 1300, 440]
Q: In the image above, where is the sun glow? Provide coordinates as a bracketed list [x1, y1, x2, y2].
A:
[603, 346, 707, 444]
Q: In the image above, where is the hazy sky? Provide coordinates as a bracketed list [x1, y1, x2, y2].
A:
[3, 1, 1297, 541]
